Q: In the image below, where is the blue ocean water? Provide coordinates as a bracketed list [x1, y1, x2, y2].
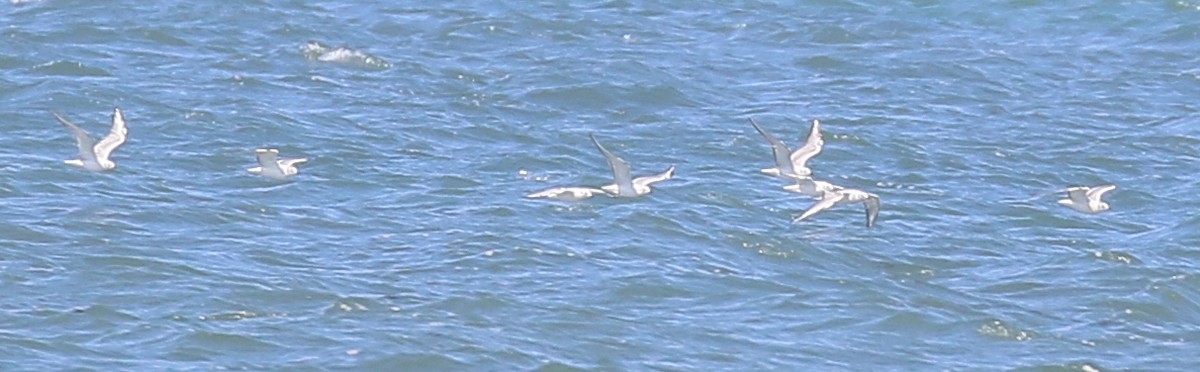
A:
[2, 0, 1199, 369]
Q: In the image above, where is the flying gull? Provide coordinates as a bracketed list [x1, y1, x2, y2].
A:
[247, 148, 308, 180]
[526, 134, 674, 201]
[1058, 184, 1115, 214]
[749, 118, 823, 179]
[53, 108, 128, 171]
[793, 188, 880, 227]
[590, 134, 675, 197]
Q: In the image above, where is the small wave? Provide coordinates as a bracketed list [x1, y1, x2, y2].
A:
[978, 319, 1036, 341]
[29, 60, 112, 77]
[301, 41, 391, 70]
[1174, 1, 1200, 11]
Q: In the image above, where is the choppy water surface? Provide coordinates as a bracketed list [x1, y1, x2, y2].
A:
[2, 1, 1199, 370]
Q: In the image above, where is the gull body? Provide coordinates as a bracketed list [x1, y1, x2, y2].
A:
[793, 188, 881, 227]
[783, 177, 843, 198]
[591, 134, 674, 197]
[248, 148, 308, 180]
[749, 118, 823, 179]
[525, 187, 609, 202]
[1058, 184, 1115, 214]
[54, 108, 128, 171]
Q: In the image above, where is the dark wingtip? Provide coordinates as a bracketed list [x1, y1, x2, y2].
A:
[748, 117, 765, 130]
[589, 133, 609, 151]
[50, 111, 73, 127]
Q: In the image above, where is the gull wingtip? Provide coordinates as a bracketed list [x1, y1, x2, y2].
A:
[50, 111, 69, 122]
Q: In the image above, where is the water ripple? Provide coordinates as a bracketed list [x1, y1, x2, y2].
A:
[1, 0, 1198, 370]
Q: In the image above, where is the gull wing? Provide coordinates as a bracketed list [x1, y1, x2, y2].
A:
[255, 149, 281, 170]
[526, 187, 606, 201]
[748, 118, 793, 173]
[93, 108, 128, 161]
[793, 191, 845, 223]
[590, 134, 634, 194]
[864, 195, 880, 227]
[783, 177, 817, 195]
[632, 165, 675, 189]
[820, 180, 845, 192]
[789, 119, 823, 168]
[785, 177, 844, 196]
[279, 158, 308, 168]
[1064, 187, 1090, 205]
[1086, 185, 1116, 202]
[52, 112, 98, 163]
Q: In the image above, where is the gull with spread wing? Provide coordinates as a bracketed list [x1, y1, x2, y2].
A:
[525, 134, 675, 201]
[1058, 184, 1115, 214]
[53, 108, 128, 171]
[591, 134, 675, 197]
[749, 118, 823, 179]
[247, 148, 308, 180]
[793, 188, 881, 227]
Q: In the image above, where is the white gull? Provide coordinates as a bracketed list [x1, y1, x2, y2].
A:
[1058, 184, 1115, 214]
[247, 148, 308, 180]
[590, 134, 675, 197]
[526, 134, 674, 201]
[749, 118, 823, 179]
[53, 108, 128, 171]
[793, 188, 880, 227]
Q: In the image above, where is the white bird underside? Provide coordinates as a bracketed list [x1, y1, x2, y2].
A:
[749, 118, 823, 179]
[1058, 184, 1115, 214]
[783, 177, 844, 198]
[793, 188, 880, 227]
[525, 187, 609, 201]
[249, 148, 307, 180]
[600, 165, 676, 196]
[54, 108, 128, 171]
